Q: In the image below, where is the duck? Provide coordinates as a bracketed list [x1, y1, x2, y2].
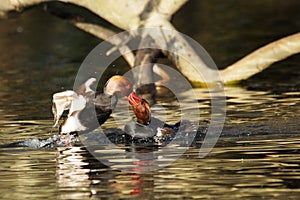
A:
[52, 75, 151, 135]
[52, 77, 116, 134]
[105, 76, 181, 140]
[105, 76, 182, 139]
[104, 75, 151, 126]
[52, 75, 180, 140]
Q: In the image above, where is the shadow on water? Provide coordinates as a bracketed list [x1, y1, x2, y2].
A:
[0, 1, 300, 199]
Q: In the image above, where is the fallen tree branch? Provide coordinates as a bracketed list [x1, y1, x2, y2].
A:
[1, 0, 299, 85]
[0, 0, 221, 84]
[72, 21, 170, 86]
[220, 32, 300, 84]
[73, 22, 136, 67]
[0, 0, 187, 29]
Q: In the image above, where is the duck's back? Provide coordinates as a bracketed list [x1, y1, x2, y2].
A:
[79, 93, 117, 132]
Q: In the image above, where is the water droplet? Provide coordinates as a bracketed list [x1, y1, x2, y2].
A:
[16, 26, 23, 33]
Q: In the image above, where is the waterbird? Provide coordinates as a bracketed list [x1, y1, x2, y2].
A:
[52, 75, 151, 135]
[52, 75, 182, 140]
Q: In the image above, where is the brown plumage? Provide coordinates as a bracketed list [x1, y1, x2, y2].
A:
[52, 75, 152, 135]
[105, 75, 132, 97]
[127, 92, 151, 125]
[105, 76, 151, 125]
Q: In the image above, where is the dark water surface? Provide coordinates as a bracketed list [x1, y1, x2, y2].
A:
[0, 1, 300, 199]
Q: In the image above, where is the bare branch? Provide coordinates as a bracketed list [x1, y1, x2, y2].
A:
[157, 0, 188, 17]
[2, 0, 299, 85]
[71, 21, 170, 86]
[221, 32, 300, 84]
[0, 0, 48, 13]
[73, 21, 135, 67]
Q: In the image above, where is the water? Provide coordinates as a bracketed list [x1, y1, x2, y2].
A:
[0, 1, 300, 199]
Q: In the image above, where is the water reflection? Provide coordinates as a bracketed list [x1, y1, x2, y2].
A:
[0, 147, 57, 199]
[0, 1, 300, 199]
[57, 146, 93, 199]
[56, 145, 157, 199]
[28, 133, 300, 199]
[0, 79, 299, 196]
[0, 83, 299, 198]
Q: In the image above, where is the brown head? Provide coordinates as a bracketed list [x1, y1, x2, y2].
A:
[104, 75, 133, 96]
[104, 75, 151, 125]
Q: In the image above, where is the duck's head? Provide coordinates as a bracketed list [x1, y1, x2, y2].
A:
[105, 75, 133, 96]
[127, 92, 151, 125]
[105, 75, 151, 125]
